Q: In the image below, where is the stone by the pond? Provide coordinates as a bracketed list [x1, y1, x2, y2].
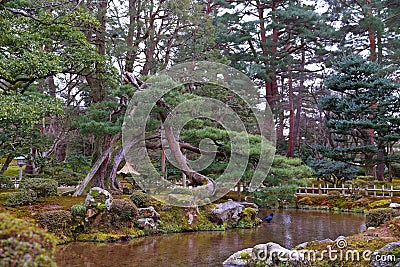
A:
[85, 187, 113, 211]
[222, 248, 252, 267]
[224, 242, 306, 267]
[252, 242, 305, 266]
[390, 203, 400, 209]
[137, 206, 160, 220]
[295, 241, 308, 250]
[137, 218, 156, 231]
[371, 241, 400, 267]
[211, 201, 257, 224]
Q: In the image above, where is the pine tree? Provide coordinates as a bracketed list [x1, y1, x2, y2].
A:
[318, 55, 400, 180]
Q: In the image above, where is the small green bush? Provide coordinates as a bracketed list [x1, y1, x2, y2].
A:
[4, 189, 37, 206]
[0, 175, 14, 189]
[110, 199, 138, 221]
[0, 213, 57, 266]
[130, 190, 150, 208]
[71, 203, 87, 217]
[20, 178, 58, 197]
[39, 210, 72, 233]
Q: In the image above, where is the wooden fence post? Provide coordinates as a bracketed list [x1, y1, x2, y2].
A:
[365, 186, 368, 196]
[382, 185, 385, 197]
[391, 186, 394, 198]
[312, 184, 315, 194]
[374, 185, 376, 197]
[342, 184, 345, 195]
[318, 184, 322, 194]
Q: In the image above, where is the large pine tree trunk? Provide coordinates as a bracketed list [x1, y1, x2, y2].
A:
[366, 0, 377, 62]
[287, 65, 294, 157]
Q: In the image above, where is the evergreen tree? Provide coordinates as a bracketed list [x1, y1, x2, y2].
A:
[318, 55, 400, 180]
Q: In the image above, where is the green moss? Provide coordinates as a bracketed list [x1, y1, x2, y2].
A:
[368, 199, 391, 209]
[3, 165, 24, 177]
[0, 212, 58, 266]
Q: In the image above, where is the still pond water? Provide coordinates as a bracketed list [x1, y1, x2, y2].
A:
[55, 209, 366, 267]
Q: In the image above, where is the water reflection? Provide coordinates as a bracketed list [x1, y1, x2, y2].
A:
[56, 209, 365, 267]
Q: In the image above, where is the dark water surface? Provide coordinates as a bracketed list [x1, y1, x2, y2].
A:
[55, 209, 366, 267]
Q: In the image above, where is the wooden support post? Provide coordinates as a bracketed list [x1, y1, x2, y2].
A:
[342, 184, 345, 195]
[382, 185, 385, 197]
[318, 184, 322, 195]
[312, 184, 315, 194]
[374, 185, 376, 197]
[391, 186, 393, 198]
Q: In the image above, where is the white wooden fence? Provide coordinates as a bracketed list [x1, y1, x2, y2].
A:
[297, 184, 400, 197]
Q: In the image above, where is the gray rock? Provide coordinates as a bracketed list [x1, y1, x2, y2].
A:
[317, 238, 333, 243]
[390, 203, 400, 209]
[137, 206, 160, 220]
[252, 242, 305, 266]
[137, 218, 156, 231]
[335, 236, 346, 242]
[211, 201, 244, 224]
[295, 242, 309, 250]
[371, 242, 400, 267]
[222, 248, 252, 267]
[224, 242, 307, 267]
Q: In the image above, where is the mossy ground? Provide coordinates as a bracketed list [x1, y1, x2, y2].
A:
[295, 194, 400, 213]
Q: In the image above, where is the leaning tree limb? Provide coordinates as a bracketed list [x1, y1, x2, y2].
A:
[73, 136, 119, 196]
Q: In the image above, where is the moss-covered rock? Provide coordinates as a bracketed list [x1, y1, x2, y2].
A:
[85, 187, 113, 213]
[0, 213, 58, 266]
[110, 199, 138, 222]
[366, 208, 400, 227]
[130, 190, 150, 208]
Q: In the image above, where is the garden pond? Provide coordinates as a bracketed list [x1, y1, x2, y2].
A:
[55, 209, 366, 267]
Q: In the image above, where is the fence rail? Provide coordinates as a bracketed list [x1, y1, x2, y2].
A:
[297, 184, 400, 197]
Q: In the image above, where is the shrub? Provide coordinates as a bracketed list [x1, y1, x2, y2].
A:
[0, 175, 14, 189]
[368, 199, 391, 209]
[71, 203, 87, 217]
[307, 158, 358, 185]
[298, 196, 313, 205]
[366, 208, 400, 227]
[20, 178, 58, 197]
[110, 199, 138, 221]
[4, 189, 37, 206]
[0, 213, 57, 266]
[130, 190, 150, 208]
[39, 210, 72, 234]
